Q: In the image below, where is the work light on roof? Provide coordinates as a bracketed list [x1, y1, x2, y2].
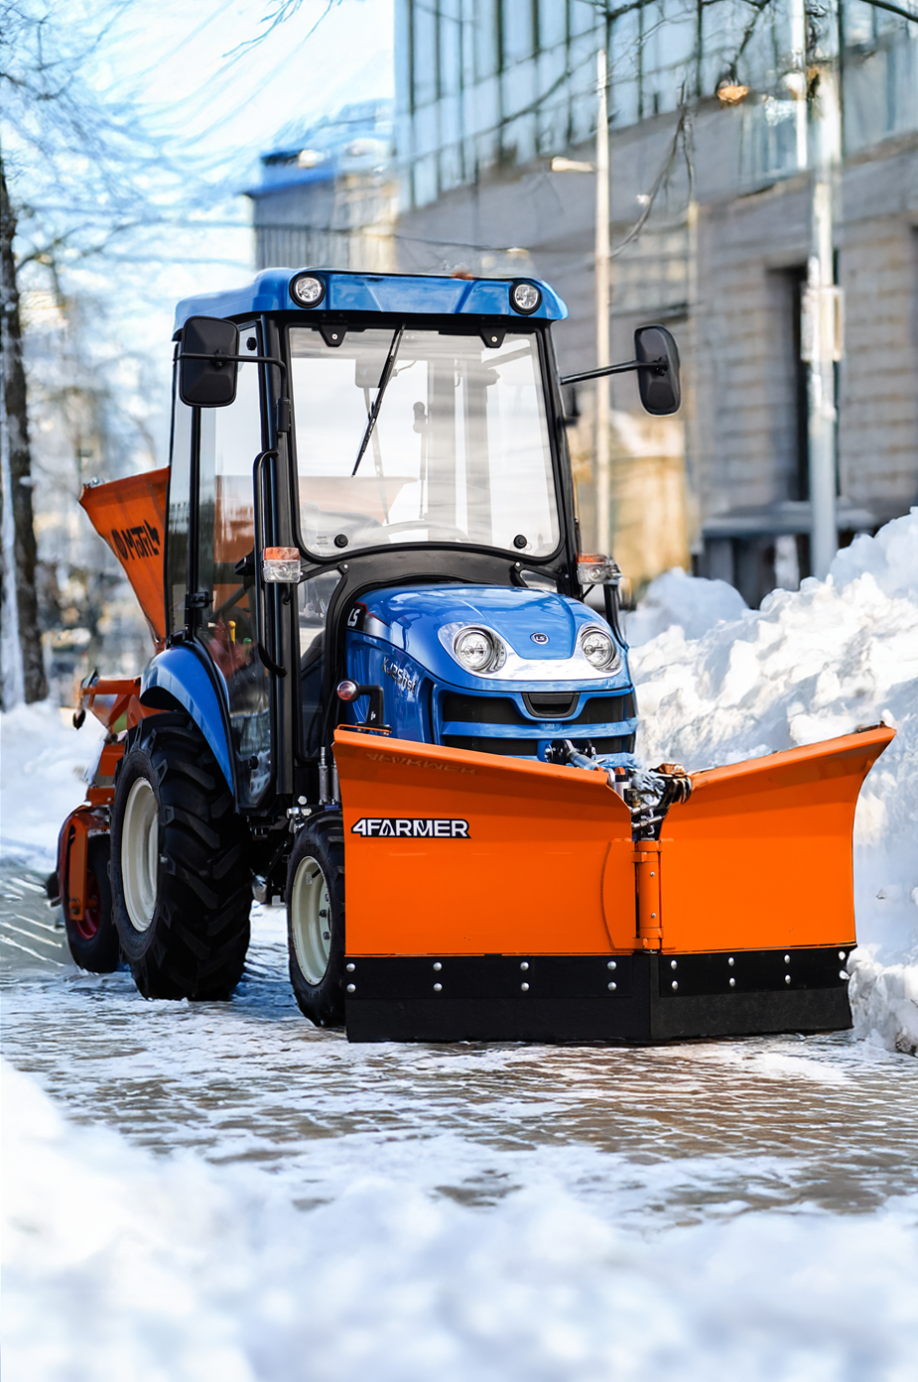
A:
[510, 281, 541, 315]
[290, 273, 325, 307]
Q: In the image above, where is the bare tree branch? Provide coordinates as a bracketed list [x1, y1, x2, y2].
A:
[222, 0, 344, 60]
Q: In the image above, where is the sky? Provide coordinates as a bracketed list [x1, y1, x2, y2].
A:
[13, 0, 395, 468]
[101, 0, 395, 181]
[96, 0, 394, 339]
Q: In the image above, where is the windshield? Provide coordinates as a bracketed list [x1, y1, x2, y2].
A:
[289, 326, 559, 559]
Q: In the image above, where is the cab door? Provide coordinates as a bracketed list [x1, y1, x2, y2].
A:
[193, 326, 272, 807]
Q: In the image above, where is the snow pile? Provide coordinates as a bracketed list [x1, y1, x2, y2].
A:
[629, 509, 918, 1053]
[0, 701, 104, 868]
[3, 1059, 917, 1382]
[624, 568, 748, 645]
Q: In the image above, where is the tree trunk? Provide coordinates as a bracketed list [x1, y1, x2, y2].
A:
[1, 152, 48, 706]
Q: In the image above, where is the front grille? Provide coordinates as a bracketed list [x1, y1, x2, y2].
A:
[523, 692, 638, 724]
[568, 735, 634, 755]
[442, 734, 635, 759]
[442, 690, 636, 728]
[441, 692, 520, 724]
[575, 692, 636, 725]
[443, 735, 537, 757]
[522, 691, 579, 718]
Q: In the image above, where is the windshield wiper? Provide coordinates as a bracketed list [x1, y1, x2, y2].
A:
[352, 325, 404, 477]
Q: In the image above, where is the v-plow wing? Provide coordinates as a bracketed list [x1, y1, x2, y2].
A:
[334, 725, 894, 1043]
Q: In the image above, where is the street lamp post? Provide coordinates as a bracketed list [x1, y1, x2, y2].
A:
[804, 79, 842, 580]
[790, 0, 841, 578]
[552, 50, 612, 557]
[594, 49, 611, 557]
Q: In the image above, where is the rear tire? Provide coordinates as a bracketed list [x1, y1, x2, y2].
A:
[111, 712, 251, 999]
[65, 835, 120, 973]
[286, 813, 346, 1027]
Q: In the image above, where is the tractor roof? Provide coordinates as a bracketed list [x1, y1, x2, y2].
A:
[173, 268, 567, 333]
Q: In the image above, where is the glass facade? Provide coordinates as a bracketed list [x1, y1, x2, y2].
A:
[396, 0, 918, 206]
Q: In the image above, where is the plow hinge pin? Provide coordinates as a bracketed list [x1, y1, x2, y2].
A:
[728, 957, 734, 966]
[433, 961, 442, 971]
[608, 982, 617, 991]
[785, 975, 791, 985]
[607, 961, 617, 970]
[670, 960, 677, 970]
[520, 961, 529, 971]
[671, 980, 678, 991]
[346, 963, 355, 972]
[433, 983, 443, 992]
[729, 978, 736, 987]
[521, 982, 530, 992]
[347, 984, 356, 994]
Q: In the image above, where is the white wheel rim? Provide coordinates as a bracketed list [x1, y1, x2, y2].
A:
[290, 854, 331, 984]
[121, 777, 159, 933]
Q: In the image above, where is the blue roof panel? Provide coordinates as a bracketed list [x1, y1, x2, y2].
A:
[173, 268, 567, 332]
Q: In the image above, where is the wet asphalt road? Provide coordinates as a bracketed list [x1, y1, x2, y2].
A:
[3, 853, 917, 1233]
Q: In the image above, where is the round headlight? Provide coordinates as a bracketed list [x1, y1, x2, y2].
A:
[454, 627, 502, 673]
[510, 280, 542, 315]
[290, 272, 325, 307]
[581, 627, 618, 670]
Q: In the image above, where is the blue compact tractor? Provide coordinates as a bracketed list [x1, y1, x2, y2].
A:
[53, 268, 888, 1044]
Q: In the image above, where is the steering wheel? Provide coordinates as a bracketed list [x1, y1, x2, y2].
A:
[382, 519, 470, 542]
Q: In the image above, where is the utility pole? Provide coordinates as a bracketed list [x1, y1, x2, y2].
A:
[792, 0, 842, 579]
[594, 48, 612, 556]
[806, 194, 841, 578]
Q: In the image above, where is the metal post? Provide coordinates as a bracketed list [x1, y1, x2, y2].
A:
[807, 178, 839, 579]
[789, 0, 808, 172]
[799, 20, 841, 579]
[594, 49, 611, 556]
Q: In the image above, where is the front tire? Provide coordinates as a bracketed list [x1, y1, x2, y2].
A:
[286, 813, 346, 1027]
[111, 712, 251, 999]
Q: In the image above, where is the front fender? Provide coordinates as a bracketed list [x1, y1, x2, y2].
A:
[140, 646, 234, 790]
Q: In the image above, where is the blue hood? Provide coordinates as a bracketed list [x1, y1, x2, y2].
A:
[351, 584, 630, 692]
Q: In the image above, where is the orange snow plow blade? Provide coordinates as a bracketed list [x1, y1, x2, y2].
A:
[657, 725, 896, 954]
[333, 724, 893, 1044]
[334, 729, 637, 956]
[80, 469, 169, 647]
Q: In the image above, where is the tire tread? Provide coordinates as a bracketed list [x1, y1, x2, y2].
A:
[111, 712, 250, 1000]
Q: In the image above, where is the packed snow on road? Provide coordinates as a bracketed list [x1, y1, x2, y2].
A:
[2, 512, 917, 1381]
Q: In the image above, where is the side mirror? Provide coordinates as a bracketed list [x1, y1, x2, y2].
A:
[179, 316, 239, 407]
[635, 325, 681, 416]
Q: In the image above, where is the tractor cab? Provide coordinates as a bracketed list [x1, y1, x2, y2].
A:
[159, 268, 679, 818]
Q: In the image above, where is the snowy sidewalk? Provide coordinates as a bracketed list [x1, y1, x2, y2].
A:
[3, 512, 917, 1380]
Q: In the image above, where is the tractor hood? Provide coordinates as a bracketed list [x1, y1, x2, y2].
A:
[351, 584, 630, 691]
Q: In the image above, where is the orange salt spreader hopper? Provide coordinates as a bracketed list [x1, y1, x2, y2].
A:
[51, 469, 170, 946]
[333, 723, 894, 1043]
[80, 469, 169, 648]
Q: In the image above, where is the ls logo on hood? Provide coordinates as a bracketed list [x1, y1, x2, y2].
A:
[530, 632, 549, 644]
